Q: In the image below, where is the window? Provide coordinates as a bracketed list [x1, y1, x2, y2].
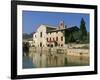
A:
[53, 38, 55, 41]
[40, 42, 42, 47]
[56, 37, 58, 41]
[61, 36, 63, 41]
[47, 44, 49, 47]
[47, 38, 48, 41]
[35, 35, 36, 38]
[51, 44, 53, 47]
[40, 32, 42, 37]
[61, 44, 63, 47]
[50, 37, 51, 41]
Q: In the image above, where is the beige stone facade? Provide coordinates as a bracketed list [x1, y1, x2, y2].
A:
[46, 30, 65, 47]
[33, 21, 66, 47]
[33, 25, 47, 47]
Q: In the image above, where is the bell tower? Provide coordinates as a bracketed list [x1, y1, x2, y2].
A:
[59, 21, 65, 29]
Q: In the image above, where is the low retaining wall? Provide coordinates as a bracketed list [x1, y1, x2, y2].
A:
[29, 47, 89, 57]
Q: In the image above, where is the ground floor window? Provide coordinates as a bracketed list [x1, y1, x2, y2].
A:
[51, 44, 53, 47]
[47, 44, 49, 47]
[61, 44, 63, 47]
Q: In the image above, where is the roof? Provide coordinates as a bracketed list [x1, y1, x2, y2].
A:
[46, 26, 56, 32]
[47, 26, 79, 33]
[47, 28, 66, 33]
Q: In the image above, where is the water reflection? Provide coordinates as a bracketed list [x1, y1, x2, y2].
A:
[23, 50, 89, 68]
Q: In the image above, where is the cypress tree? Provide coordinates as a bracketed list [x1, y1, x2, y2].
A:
[80, 18, 87, 41]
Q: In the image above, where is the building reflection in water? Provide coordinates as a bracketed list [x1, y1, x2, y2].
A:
[23, 50, 89, 68]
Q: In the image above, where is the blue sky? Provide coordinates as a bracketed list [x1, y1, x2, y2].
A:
[22, 11, 90, 34]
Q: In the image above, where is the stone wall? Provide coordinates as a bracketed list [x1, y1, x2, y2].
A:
[29, 46, 89, 57]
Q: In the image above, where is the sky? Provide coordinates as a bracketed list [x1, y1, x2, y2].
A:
[22, 11, 90, 34]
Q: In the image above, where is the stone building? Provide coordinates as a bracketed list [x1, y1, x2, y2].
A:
[46, 21, 65, 47]
[33, 21, 79, 47]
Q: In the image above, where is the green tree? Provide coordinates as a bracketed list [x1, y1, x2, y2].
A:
[80, 18, 87, 41]
[68, 33, 75, 42]
[73, 31, 80, 40]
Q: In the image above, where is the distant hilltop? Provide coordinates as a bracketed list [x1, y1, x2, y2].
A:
[23, 32, 35, 39]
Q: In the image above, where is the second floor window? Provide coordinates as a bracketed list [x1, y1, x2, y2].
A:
[61, 36, 63, 41]
[47, 38, 48, 41]
[50, 37, 51, 41]
[53, 38, 55, 41]
[56, 37, 58, 41]
[40, 32, 42, 37]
